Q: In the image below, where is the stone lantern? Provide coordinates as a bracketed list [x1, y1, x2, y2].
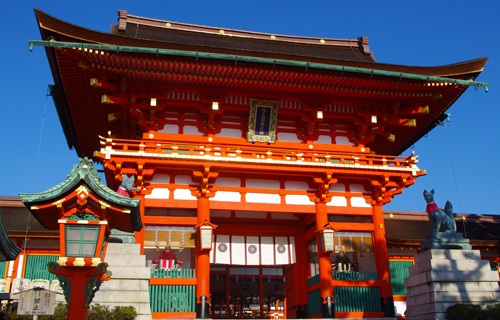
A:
[20, 158, 142, 320]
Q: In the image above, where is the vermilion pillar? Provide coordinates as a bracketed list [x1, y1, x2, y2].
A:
[315, 201, 335, 318]
[196, 196, 211, 318]
[372, 204, 395, 317]
[291, 233, 309, 318]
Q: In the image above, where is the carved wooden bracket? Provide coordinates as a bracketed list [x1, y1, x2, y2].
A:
[192, 166, 219, 197]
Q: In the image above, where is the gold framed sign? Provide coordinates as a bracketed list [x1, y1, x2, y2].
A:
[247, 99, 279, 143]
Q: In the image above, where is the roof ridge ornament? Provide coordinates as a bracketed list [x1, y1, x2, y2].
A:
[68, 157, 101, 180]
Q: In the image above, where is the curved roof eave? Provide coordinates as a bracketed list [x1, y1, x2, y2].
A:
[34, 8, 487, 79]
[19, 158, 142, 232]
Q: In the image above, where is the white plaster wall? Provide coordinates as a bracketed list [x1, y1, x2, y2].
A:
[183, 125, 203, 135]
[175, 175, 193, 185]
[211, 191, 241, 202]
[350, 197, 371, 207]
[277, 132, 302, 143]
[285, 181, 309, 191]
[173, 189, 196, 200]
[316, 135, 332, 144]
[144, 174, 170, 184]
[246, 179, 280, 189]
[350, 184, 369, 192]
[285, 194, 312, 205]
[326, 196, 347, 206]
[335, 136, 354, 145]
[356, 252, 377, 272]
[213, 177, 241, 187]
[245, 193, 281, 204]
[158, 124, 179, 134]
[329, 183, 346, 192]
[145, 188, 170, 199]
[217, 128, 243, 138]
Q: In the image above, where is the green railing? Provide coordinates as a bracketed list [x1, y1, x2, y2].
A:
[389, 260, 413, 296]
[334, 287, 381, 312]
[0, 261, 7, 278]
[149, 285, 196, 313]
[332, 271, 378, 280]
[150, 268, 196, 278]
[24, 255, 59, 281]
[307, 271, 378, 287]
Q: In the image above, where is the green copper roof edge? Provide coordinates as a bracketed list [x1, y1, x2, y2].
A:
[19, 175, 80, 204]
[19, 158, 142, 232]
[29, 40, 489, 92]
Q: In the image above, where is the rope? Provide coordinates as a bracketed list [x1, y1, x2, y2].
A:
[444, 125, 464, 213]
[33, 84, 49, 192]
[21, 84, 50, 287]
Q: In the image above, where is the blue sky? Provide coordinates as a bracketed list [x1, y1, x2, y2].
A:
[2, 1, 499, 215]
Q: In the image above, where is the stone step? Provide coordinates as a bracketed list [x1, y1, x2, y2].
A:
[98, 279, 149, 292]
[93, 290, 150, 303]
[414, 249, 481, 264]
[408, 290, 500, 306]
[107, 266, 150, 279]
[409, 258, 491, 276]
[106, 243, 141, 255]
[406, 280, 500, 296]
[404, 270, 500, 287]
[105, 254, 148, 267]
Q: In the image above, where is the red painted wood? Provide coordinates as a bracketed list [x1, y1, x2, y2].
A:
[151, 312, 196, 319]
[195, 196, 211, 306]
[335, 311, 385, 318]
[149, 278, 197, 285]
[372, 204, 394, 303]
[315, 201, 334, 309]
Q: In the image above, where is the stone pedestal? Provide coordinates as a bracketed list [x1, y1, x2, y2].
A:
[420, 232, 472, 252]
[91, 243, 152, 320]
[404, 249, 500, 320]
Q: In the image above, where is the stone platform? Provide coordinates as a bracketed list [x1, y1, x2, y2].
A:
[420, 232, 472, 252]
[91, 243, 152, 320]
[404, 249, 500, 320]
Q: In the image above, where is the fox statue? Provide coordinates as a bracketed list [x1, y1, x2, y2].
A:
[117, 174, 139, 198]
[423, 189, 456, 234]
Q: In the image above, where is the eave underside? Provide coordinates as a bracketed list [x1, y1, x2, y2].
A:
[33, 8, 488, 159]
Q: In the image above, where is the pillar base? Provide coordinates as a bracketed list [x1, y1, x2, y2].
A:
[196, 295, 209, 319]
[380, 296, 395, 317]
[321, 296, 335, 318]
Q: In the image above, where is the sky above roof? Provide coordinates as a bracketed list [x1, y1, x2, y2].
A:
[2, 1, 499, 215]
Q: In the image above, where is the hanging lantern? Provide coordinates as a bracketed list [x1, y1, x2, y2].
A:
[195, 219, 218, 250]
[319, 223, 336, 253]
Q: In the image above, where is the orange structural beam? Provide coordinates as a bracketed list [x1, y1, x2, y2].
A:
[149, 278, 197, 285]
[304, 222, 374, 242]
[144, 198, 374, 215]
[152, 312, 195, 319]
[336, 312, 385, 318]
[143, 216, 197, 226]
[307, 280, 382, 293]
[216, 224, 304, 236]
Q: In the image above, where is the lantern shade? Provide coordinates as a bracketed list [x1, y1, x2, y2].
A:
[65, 225, 100, 257]
[200, 226, 213, 250]
[320, 229, 335, 253]
[58, 219, 110, 263]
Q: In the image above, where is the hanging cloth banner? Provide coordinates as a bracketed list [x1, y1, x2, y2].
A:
[210, 235, 296, 265]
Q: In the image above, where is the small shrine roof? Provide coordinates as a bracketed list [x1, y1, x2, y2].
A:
[19, 158, 142, 232]
[0, 210, 21, 261]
